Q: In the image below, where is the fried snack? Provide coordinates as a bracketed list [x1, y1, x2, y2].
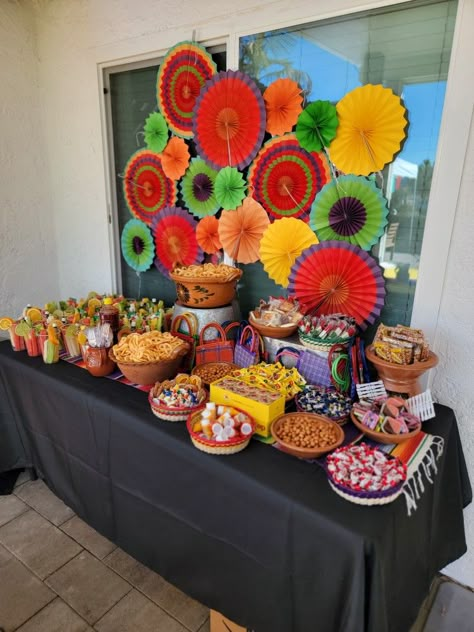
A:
[274, 415, 339, 449]
[192, 362, 237, 385]
[112, 331, 187, 363]
[172, 263, 240, 281]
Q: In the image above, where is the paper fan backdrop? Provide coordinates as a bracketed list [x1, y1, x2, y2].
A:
[214, 166, 247, 211]
[157, 40, 217, 138]
[309, 175, 389, 250]
[288, 241, 385, 329]
[218, 197, 270, 264]
[248, 134, 329, 220]
[151, 206, 202, 278]
[143, 112, 169, 153]
[329, 84, 407, 176]
[180, 157, 220, 218]
[264, 78, 303, 136]
[296, 100, 339, 152]
[122, 150, 177, 226]
[160, 136, 190, 180]
[193, 70, 266, 170]
[259, 218, 318, 287]
[121, 219, 155, 272]
[196, 216, 222, 254]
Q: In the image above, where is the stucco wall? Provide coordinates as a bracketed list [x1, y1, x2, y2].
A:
[0, 1, 59, 317]
[3, 0, 472, 585]
[433, 112, 474, 587]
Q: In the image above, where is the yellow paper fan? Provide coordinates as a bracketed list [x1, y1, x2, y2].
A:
[259, 218, 318, 288]
[329, 84, 407, 176]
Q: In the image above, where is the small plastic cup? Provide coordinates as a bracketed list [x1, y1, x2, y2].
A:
[8, 324, 25, 352]
[24, 329, 41, 357]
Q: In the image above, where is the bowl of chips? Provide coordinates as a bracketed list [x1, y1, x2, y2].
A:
[109, 331, 189, 385]
[170, 264, 242, 308]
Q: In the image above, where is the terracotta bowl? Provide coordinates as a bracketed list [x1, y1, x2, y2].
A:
[271, 412, 344, 459]
[248, 313, 298, 339]
[108, 348, 187, 385]
[350, 411, 421, 445]
[365, 345, 438, 397]
[170, 269, 242, 309]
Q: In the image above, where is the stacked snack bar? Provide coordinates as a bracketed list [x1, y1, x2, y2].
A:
[373, 324, 430, 364]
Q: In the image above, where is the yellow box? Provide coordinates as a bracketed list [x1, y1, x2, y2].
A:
[210, 377, 285, 438]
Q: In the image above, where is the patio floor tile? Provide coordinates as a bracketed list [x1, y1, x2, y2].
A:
[15, 479, 75, 525]
[15, 597, 93, 632]
[0, 493, 28, 527]
[60, 515, 116, 560]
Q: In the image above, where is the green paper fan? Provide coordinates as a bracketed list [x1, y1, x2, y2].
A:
[121, 219, 155, 272]
[214, 167, 247, 211]
[144, 112, 169, 153]
[180, 157, 220, 218]
[309, 175, 389, 251]
[296, 101, 339, 152]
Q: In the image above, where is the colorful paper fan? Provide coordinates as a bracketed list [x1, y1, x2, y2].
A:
[218, 197, 270, 264]
[157, 41, 216, 138]
[264, 78, 303, 136]
[214, 167, 247, 211]
[151, 206, 202, 278]
[309, 175, 389, 250]
[248, 134, 329, 220]
[296, 101, 339, 152]
[120, 219, 155, 272]
[288, 241, 386, 329]
[259, 218, 318, 288]
[180, 157, 220, 218]
[329, 84, 407, 176]
[122, 150, 177, 226]
[196, 216, 222, 254]
[193, 70, 266, 170]
[143, 112, 169, 153]
[160, 136, 190, 180]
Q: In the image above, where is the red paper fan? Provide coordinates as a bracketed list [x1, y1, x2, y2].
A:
[151, 207, 202, 278]
[196, 216, 222, 254]
[123, 150, 177, 226]
[157, 41, 217, 138]
[193, 70, 266, 171]
[248, 134, 329, 220]
[288, 241, 385, 329]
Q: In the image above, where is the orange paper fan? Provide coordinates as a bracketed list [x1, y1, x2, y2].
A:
[218, 197, 270, 264]
[264, 78, 303, 136]
[160, 137, 190, 180]
[196, 216, 222, 254]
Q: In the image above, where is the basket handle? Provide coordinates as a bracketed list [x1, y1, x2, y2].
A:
[199, 322, 227, 345]
[238, 325, 258, 351]
[171, 313, 197, 336]
[223, 321, 241, 341]
[275, 346, 301, 365]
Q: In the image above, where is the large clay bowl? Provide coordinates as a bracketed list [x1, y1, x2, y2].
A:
[170, 269, 242, 308]
[365, 345, 438, 397]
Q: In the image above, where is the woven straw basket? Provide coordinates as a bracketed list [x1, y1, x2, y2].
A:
[186, 408, 254, 455]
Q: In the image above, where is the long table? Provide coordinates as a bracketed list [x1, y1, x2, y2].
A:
[0, 341, 471, 632]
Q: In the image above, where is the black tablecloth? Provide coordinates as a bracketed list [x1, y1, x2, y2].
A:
[0, 341, 471, 632]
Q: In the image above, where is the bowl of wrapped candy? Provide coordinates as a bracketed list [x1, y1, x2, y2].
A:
[351, 395, 421, 444]
[249, 296, 302, 339]
[149, 374, 208, 422]
[298, 314, 357, 351]
[295, 386, 352, 425]
[187, 403, 255, 455]
[326, 444, 407, 506]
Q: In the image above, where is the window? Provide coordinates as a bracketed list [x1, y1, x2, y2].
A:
[239, 0, 457, 328]
[105, 47, 226, 303]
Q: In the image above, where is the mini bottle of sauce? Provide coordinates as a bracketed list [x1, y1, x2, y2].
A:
[99, 298, 119, 341]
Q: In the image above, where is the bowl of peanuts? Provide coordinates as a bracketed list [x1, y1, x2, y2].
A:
[109, 331, 190, 385]
[170, 263, 243, 308]
[271, 412, 345, 459]
[191, 362, 239, 387]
